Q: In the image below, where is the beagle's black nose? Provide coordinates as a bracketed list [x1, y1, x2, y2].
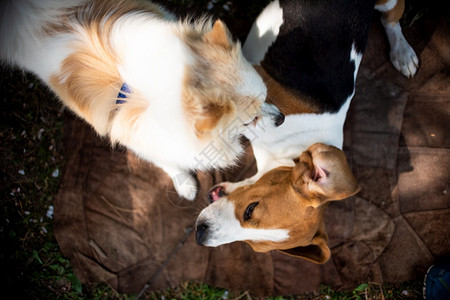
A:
[195, 222, 208, 246]
[275, 112, 285, 127]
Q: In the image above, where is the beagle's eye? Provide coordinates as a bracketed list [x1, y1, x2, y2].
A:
[244, 202, 259, 221]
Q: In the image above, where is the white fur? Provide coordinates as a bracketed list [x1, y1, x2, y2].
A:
[242, 0, 283, 65]
[0, 0, 79, 80]
[0, 0, 273, 200]
[196, 44, 362, 246]
[374, 0, 397, 12]
[239, 2, 416, 185]
[351, 44, 363, 82]
[197, 0, 419, 247]
[235, 60, 268, 99]
[196, 198, 289, 246]
[374, 0, 418, 77]
[109, 20, 201, 172]
[380, 19, 419, 78]
[224, 44, 362, 192]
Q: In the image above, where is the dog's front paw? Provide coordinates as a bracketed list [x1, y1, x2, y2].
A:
[390, 37, 419, 78]
[172, 172, 198, 201]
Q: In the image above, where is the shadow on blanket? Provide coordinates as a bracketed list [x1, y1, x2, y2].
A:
[54, 15, 450, 296]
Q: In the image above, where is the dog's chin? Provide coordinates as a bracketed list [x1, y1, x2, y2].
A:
[207, 185, 226, 203]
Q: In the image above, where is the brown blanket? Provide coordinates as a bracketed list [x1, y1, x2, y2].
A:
[54, 16, 450, 296]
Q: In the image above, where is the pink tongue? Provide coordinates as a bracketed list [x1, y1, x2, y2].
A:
[209, 186, 224, 202]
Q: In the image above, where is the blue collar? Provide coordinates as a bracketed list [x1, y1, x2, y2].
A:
[116, 82, 132, 104]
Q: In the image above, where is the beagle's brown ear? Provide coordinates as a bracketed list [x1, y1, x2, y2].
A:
[292, 143, 360, 207]
[203, 19, 231, 49]
[279, 226, 331, 264]
[279, 244, 330, 264]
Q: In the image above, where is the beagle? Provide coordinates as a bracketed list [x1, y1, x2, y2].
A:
[195, 0, 418, 262]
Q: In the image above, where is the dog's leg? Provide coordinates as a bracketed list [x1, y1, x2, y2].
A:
[375, 0, 419, 77]
[160, 165, 198, 201]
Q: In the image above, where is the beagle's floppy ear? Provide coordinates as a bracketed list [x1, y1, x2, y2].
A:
[292, 143, 360, 207]
[279, 221, 331, 264]
[203, 19, 232, 49]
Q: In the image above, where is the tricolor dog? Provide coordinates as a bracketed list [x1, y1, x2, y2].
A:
[0, 0, 284, 200]
[196, 0, 418, 263]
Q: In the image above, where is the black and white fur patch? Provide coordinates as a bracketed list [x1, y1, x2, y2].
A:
[244, 0, 376, 113]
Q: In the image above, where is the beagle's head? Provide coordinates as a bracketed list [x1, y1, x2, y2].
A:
[195, 143, 360, 264]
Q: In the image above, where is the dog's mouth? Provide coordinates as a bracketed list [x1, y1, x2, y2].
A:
[207, 186, 226, 203]
[243, 112, 285, 128]
[244, 116, 259, 127]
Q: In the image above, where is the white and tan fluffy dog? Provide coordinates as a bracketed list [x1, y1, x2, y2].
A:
[0, 0, 284, 200]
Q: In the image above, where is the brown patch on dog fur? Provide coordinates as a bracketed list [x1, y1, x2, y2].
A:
[44, 0, 168, 35]
[278, 218, 331, 264]
[49, 29, 121, 134]
[203, 20, 231, 49]
[376, 0, 405, 24]
[291, 143, 360, 207]
[182, 68, 236, 139]
[181, 21, 262, 139]
[255, 66, 320, 116]
[46, 0, 259, 145]
[46, 0, 167, 135]
[226, 143, 360, 263]
[375, 0, 391, 6]
[384, 0, 405, 24]
[193, 103, 233, 135]
[182, 19, 243, 89]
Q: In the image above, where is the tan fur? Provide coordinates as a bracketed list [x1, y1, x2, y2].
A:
[237, 0, 406, 261]
[182, 65, 236, 139]
[46, 0, 167, 135]
[198, 0, 416, 261]
[255, 66, 319, 116]
[375, 0, 391, 6]
[3, 0, 273, 201]
[44, 0, 167, 35]
[226, 143, 360, 263]
[46, 0, 253, 142]
[181, 22, 262, 141]
[193, 102, 234, 136]
[182, 22, 241, 90]
[49, 31, 122, 135]
[203, 20, 231, 49]
[376, 0, 405, 24]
